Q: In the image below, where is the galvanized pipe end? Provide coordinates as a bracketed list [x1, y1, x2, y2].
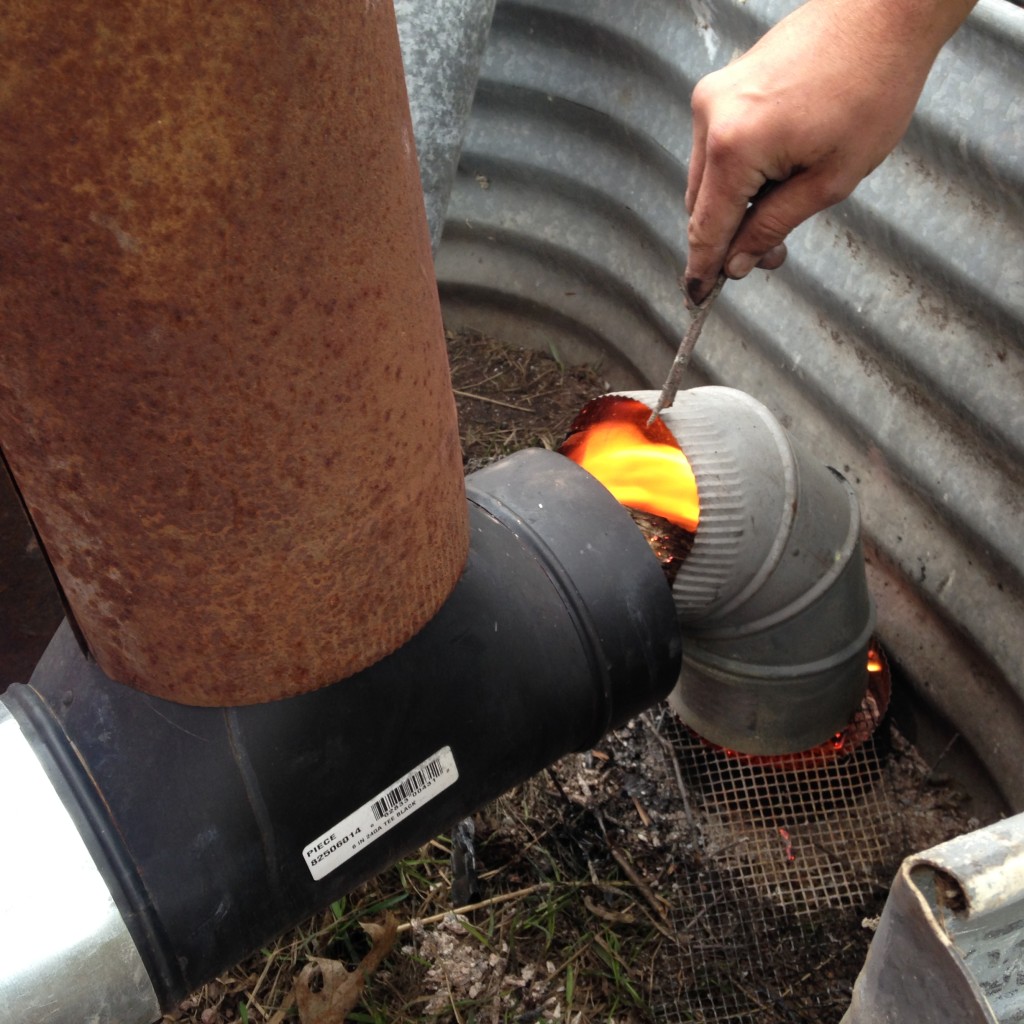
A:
[621, 387, 875, 755]
[0, 705, 159, 1024]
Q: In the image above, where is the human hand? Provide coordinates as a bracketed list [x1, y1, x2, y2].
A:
[684, 0, 976, 302]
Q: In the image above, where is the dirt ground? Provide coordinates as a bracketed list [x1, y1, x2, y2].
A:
[167, 330, 982, 1024]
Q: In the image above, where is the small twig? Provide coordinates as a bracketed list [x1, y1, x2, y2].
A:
[609, 847, 670, 922]
[264, 989, 294, 1024]
[643, 711, 697, 832]
[675, 902, 712, 937]
[396, 882, 551, 933]
[445, 974, 467, 1024]
[545, 765, 573, 805]
[924, 732, 961, 783]
[476, 822, 561, 882]
[703, 835, 751, 861]
[583, 893, 638, 926]
[631, 793, 652, 827]
[245, 942, 281, 1013]
[808, 837, 890, 893]
[632, 900, 681, 943]
[241, 991, 268, 1021]
[452, 388, 532, 412]
[457, 368, 507, 391]
[306, 912, 359, 944]
[258, 958, 289, 1021]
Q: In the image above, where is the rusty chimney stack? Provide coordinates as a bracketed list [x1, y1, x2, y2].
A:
[0, 0, 468, 704]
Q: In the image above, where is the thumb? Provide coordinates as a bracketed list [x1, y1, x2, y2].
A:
[724, 169, 854, 278]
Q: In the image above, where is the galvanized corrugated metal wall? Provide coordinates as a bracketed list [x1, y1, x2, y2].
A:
[436, 0, 1024, 807]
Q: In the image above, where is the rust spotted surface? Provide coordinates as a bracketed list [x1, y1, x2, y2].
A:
[0, 1, 468, 704]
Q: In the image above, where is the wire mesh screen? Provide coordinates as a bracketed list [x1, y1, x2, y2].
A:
[650, 701, 906, 1023]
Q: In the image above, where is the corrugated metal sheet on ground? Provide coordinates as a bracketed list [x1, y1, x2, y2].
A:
[436, 0, 1024, 807]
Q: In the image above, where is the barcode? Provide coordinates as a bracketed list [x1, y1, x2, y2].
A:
[303, 746, 458, 880]
[371, 756, 445, 820]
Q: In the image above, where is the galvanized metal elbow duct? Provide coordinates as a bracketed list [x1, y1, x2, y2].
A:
[0, 448, 682, 1024]
[616, 389, 876, 755]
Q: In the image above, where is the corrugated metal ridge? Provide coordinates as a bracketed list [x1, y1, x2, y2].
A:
[438, 8, 695, 382]
[437, 0, 1024, 805]
[822, 197, 1024, 457]
[715, 267, 1022, 580]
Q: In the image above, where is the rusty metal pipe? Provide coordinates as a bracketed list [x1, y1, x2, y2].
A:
[0, 1, 468, 703]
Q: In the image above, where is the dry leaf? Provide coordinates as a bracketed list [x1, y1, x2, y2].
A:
[294, 914, 398, 1024]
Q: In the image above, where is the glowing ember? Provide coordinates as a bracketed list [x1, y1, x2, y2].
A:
[560, 397, 699, 532]
[698, 642, 892, 767]
[778, 826, 796, 863]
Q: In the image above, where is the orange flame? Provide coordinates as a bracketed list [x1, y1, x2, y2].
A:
[560, 398, 699, 532]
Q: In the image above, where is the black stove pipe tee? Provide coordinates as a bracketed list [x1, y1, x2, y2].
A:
[0, 449, 681, 1023]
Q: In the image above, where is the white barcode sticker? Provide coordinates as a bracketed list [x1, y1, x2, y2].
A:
[302, 746, 459, 881]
